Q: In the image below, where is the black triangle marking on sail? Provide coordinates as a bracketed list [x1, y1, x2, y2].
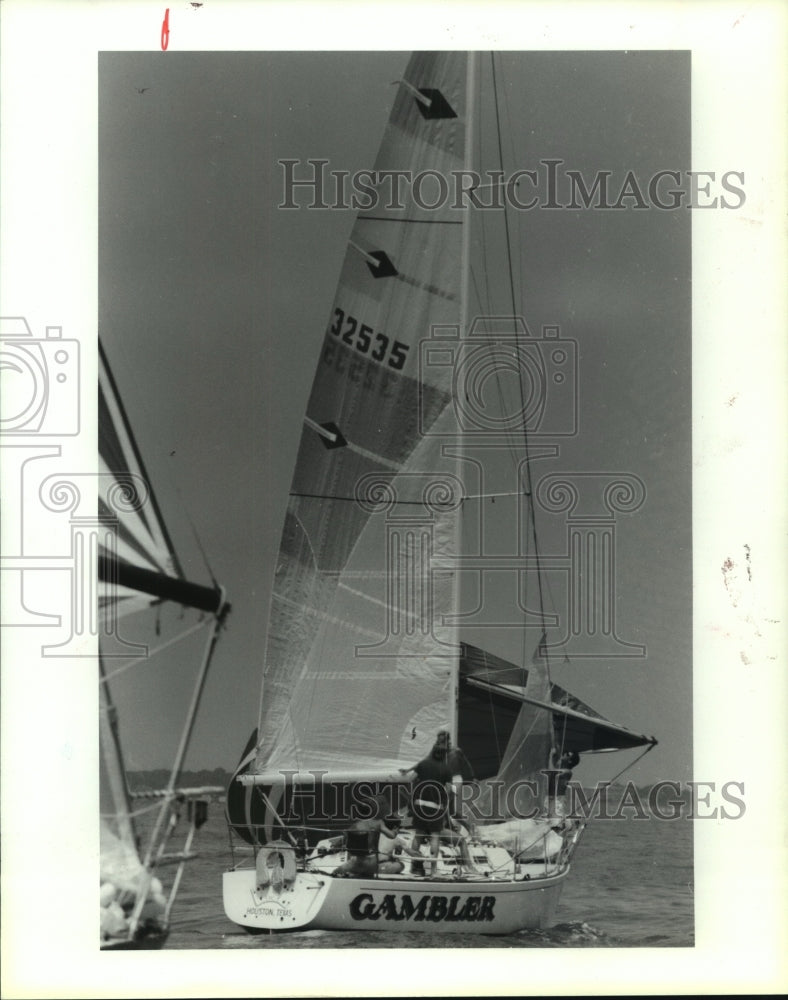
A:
[365, 250, 398, 279]
[415, 88, 457, 120]
[319, 422, 348, 449]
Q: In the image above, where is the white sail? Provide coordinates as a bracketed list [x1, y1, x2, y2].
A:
[254, 52, 470, 780]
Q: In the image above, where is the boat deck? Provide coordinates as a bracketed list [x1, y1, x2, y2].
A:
[304, 826, 571, 882]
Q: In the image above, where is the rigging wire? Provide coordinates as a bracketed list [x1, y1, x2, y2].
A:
[99, 618, 209, 684]
[170, 476, 221, 593]
[600, 741, 658, 786]
[501, 52, 566, 669]
[470, 55, 495, 334]
[500, 53, 526, 316]
[490, 52, 552, 689]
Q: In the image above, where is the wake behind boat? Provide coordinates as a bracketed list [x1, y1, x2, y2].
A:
[223, 50, 656, 937]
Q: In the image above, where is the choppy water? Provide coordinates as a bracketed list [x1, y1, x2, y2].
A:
[161, 811, 693, 949]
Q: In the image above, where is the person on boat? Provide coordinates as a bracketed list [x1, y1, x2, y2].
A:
[441, 815, 483, 876]
[332, 793, 395, 878]
[404, 728, 477, 876]
[376, 815, 423, 875]
[546, 748, 580, 817]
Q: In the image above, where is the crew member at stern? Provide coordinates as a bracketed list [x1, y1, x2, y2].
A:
[333, 793, 396, 878]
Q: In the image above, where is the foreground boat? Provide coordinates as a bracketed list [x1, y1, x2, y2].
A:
[224, 815, 587, 934]
[98, 342, 230, 948]
[224, 50, 655, 937]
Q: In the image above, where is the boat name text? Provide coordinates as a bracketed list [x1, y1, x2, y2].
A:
[349, 892, 496, 923]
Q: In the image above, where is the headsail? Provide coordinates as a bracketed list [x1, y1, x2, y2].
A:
[252, 52, 470, 782]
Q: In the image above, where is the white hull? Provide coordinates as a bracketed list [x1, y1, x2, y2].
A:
[224, 820, 582, 935]
[223, 866, 568, 935]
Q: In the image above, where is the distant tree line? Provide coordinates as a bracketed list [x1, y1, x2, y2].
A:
[127, 766, 231, 793]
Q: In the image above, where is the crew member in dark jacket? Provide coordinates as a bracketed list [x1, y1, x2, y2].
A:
[404, 728, 477, 876]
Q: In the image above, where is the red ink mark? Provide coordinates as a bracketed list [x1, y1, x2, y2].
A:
[161, 8, 170, 50]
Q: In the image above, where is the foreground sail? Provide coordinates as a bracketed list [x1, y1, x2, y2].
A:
[227, 50, 470, 846]
[99, 342, 229, 948]
[224, 51, 656, 935]
[255, 50, 468, 782]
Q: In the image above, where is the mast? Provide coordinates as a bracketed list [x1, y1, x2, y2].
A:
[449, 49, 477, 744]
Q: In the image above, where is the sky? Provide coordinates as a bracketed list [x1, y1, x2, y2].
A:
[98, 49, 692, 785]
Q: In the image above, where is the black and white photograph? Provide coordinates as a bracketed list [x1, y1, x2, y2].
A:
[1, 2, 785, 997]
[97, 47, 694, 948]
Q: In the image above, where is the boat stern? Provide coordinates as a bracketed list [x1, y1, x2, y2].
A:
[223, 869, 331, 932]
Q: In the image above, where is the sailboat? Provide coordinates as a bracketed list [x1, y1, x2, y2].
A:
[223, 51, 656, 935]
[98, 341, 230, 948]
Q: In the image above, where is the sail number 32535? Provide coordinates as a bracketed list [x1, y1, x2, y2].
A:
[329, 307, 409, 371]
